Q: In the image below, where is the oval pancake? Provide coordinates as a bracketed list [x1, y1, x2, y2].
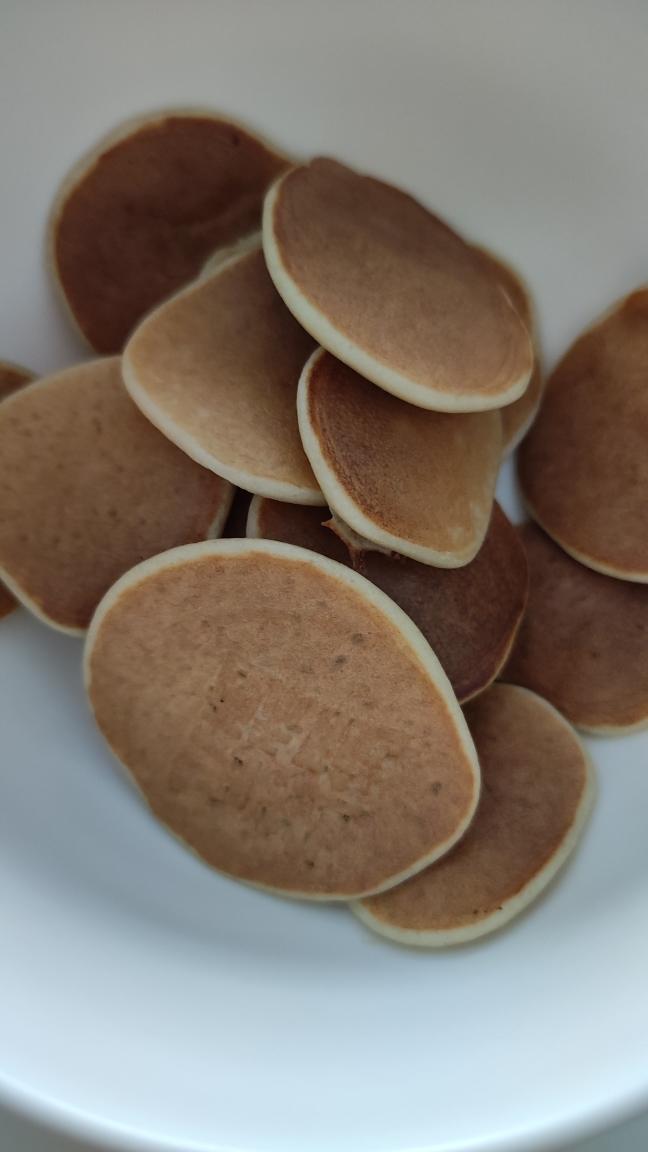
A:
[0, 361, 34, 620]
[123, 248, 322, 503]
[247, 495, 350, 566]
[0, 359, 233, 634]
[354, 684, 594, 946]
[518, 289, 648, 582]
[250, 498, 527, 701]
[264, 157, 532, 412]
[84, 539, 481, 900]
[475, 247, 545, 454]
[298, 348, 502, 566]
[49, 109, 290, 353]
[504, 523, 648, 733]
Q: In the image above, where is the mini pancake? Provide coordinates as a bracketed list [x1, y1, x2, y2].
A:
[298, 348, 502, 566]
[49, 109, 290, 353]
[355, 684, 594, 947]
[0, 361, 34, 619]
[250, 498, 527, 702]
[247, 495, 350, 565]
[123, 248, 322, 503]
[263, 157, 533, 412]
[518, 289, 648, 581]
[0, 359, 233, 634]
[504, 523, 648, 733]
[475, 246, 545, 453]
[84, 539, 481, 900]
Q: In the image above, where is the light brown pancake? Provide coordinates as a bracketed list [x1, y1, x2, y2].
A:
[475, 247, 545, 453]
[49, 109, 290, 353]
[355, 684, 594, 946]
[298, 348, 502, 566]
[0, 359, 233, 633]
[123, 248, 322, 503]
[0, 361, 35, 619]
[504, 523, 648, 733]
[264, 157, 533, 412]
[247, 495, 351, 566]
[518, 289, 648, 581]
[84, 539, 481, 900]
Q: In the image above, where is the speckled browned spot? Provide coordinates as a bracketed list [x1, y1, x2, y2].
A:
[504, 523, 648, 732]
[51, 113, 289, 352]
[86, 545, 479, 898]
[518, 289, 648, 580]
[0, 359, 232, 631]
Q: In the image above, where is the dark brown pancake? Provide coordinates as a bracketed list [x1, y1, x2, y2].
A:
[504, 522, 648, 732]
[355, 684, 594, 946]
[247, 495, 350, 566]
[0, 359, 232, 633]
[85, 539, 480, 899]
[299, 349, 502, 566]
[264, 158, 532, 412]
[50, 110, 290, 352]
[0, 361, 35, 619]
[518, 289, 648, 581]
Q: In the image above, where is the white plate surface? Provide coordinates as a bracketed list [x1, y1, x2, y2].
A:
[1, 3, 648, 1151]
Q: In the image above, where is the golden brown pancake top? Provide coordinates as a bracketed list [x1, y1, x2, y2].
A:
[52, 112, 289, 352]
[505, 523, 648, 732]
[303, 350, 502, 565]
[0, 362, 34, 619]
[268, 158, 532, 409]
[0, 359, 232, 631]
[352, 505, 528, 702]
[124, 248, 319, 499]
[86, 544, 479, 897]
[518, 289, 648, 580]
[360, 684, 590, 934]
[250, 497, 350, 566]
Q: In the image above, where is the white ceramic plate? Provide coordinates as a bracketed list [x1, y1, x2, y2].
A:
[1, 3, 648, 1150]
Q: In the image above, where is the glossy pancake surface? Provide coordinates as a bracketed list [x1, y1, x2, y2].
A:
[505, 523, 648, 733]
[299, 349, 502, 566]
[50, 110, 289, 352]
[264, 158, 532, 411]
[518, 289, 648, 581]
[247, 495, 350, 566]
[355, 684, 594, 946]
[0, 361, 34, 619]
[123, 248, 321, 503]
[85, 539, 481, 899]
[0, 359, 232, 633]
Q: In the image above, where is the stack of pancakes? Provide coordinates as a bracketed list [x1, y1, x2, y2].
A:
[4, 109, 645, 946]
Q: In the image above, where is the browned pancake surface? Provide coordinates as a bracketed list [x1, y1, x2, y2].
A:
[248, 496, 350, 566]
[51, 112, 289, 352]
[504, 523, 648, 731]
[86, 543, 479, 898]
[358, 684, 592, 943]
[518, 289, 648, 580]
[301, 350, 501, 565]
[267, 158, 532, 410]
[124, 249, 319, 500]
[0, 362, 35, 619]
[0, 359, 232, 631]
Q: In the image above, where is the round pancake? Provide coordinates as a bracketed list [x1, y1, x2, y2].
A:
[250, 498, 527, 702]
[298, 348, 502, 566]
[247, 495, 350, 566]
[263, 157, 533, 412]
[49, 109, 290, 353]
[518, 289, 648, 581]
[504, 523, 648, 733]
[0, 359, 233, 634]
[475, 247, 545, 453]
[123, 248, 322, 503]
[0, 361, 34, 619]
[354, 684, 594, 946]
[84, 539, 481, 900]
